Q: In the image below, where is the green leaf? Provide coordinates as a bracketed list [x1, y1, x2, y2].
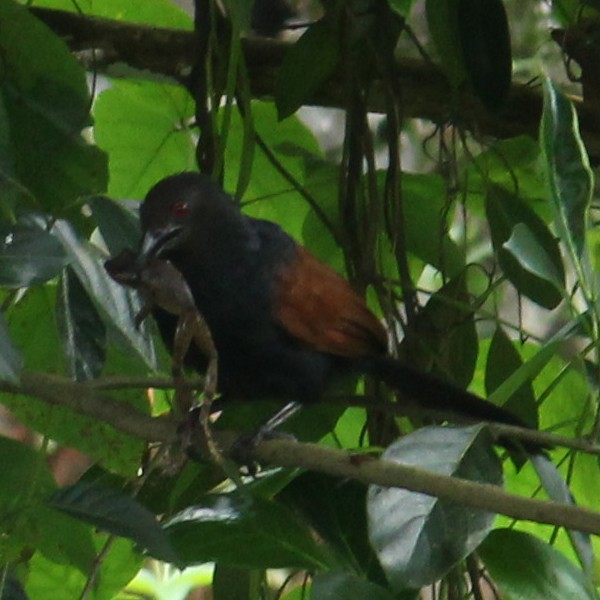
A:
[367, 425, 502, 590]
[166, 493, 330, 569]
[51, 219, 155, 368]
[479, 529, 597, 600]
[464, 136, 545, 203]
[458, 0, 512, 111]
[279, 472, 386, 583]
[486, 327, 537, 427]
[50, 482, 180, 565]
[426, 0, 467, 87]
[503, 223, 565, 290]
[25, 536, 142, 600]
[0, 0, 107, 211]
[275, 18, 340, 120]
[485, 185, 564, 309]
[488, 340, 559, 407]
[0, 437, 96, 573]
[88, 196, 140, 256]
[31, 0, 193, 28]
[0, 311, 23, 383]
[402, 173, 464, 277]
[56, 267, 107, 381]
[0, 223, 69, 288]
[94, 79, 196, 199]
[530, 454, 594, 577]
[541, 79, 593, 261]
[312, 572, 395, 600]
[404, 271, 477, 388]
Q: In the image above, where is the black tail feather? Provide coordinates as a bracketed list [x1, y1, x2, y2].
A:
[365, 356, 531, 429]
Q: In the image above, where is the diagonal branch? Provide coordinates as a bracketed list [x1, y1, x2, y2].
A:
[29, 7, 600, 160]
[3, 371, 600, 536]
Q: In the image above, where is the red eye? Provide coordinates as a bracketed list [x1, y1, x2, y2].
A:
[172, 201, 190, 217]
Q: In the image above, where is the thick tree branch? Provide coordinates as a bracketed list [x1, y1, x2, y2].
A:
[3, 371, 600, 536]
[29, 7, 600, 160]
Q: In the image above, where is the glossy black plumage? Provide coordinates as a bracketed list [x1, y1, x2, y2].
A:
[138, 172, 530, 430]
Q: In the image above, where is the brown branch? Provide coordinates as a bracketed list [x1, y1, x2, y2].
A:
[253, 438, 600, 536]
[9, 372, 178, 443]
[29, 7, 600, 160]
[4, 372, 600, 536]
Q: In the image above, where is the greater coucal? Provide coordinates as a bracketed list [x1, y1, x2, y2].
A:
[136, 172, 530, 435]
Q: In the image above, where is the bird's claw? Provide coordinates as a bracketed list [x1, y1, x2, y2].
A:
[231, 428, 296, 475]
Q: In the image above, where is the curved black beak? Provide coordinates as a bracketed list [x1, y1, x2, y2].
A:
[138, 225, 184, 263]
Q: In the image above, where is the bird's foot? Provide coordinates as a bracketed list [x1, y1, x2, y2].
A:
[231, 428, 296, 475]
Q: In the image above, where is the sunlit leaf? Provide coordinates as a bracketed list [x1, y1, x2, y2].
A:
[480, 529, 596, 600]
[94, 79, 196, 199]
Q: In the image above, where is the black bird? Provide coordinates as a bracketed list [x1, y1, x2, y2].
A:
[137, 172, 531, 435]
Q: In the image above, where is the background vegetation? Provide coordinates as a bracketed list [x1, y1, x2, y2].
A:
[1, 0, 600, 598]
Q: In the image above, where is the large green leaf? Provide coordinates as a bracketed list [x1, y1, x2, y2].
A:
[56, 267, 107, 381]
[0, 223, 69, 288]
[486, 185, 565, 309]
[88, 196, 140, 256]
[165, 492, 330, 569]
[0, 0, 107, 211]
[464, 136, 545, 205]
[541, 80, 593, 262]
[94, 79, 196, 199]
[367, 425, 502, 590]
[51, 219, 155, 368]
[50, 482, 180, 565]
[402, 173, 464, 277]
[25, 536, 142, 600]
[503, 223, 565, 290]
[402, 271, 477, 388]
[275, 17, 340, 120]
[479, 529, 596, 600]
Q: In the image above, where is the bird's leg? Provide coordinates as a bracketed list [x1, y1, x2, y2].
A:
[231, 401, 301, 473]
[173, 310, 224, 466]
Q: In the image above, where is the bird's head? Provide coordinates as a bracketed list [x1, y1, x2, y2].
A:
[138, 172, 232, 262]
